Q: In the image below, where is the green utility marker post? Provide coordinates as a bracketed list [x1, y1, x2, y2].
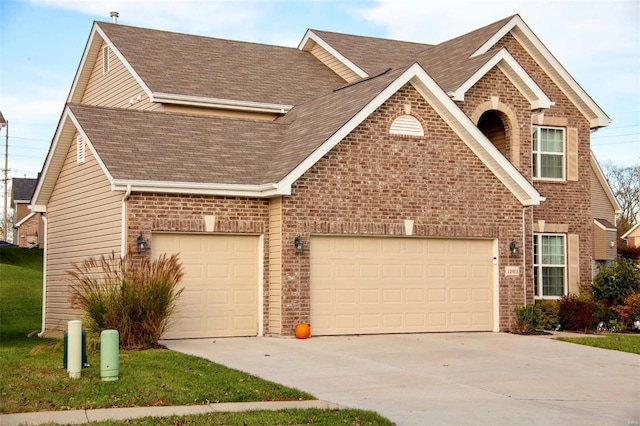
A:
[100, 329, 119, 381]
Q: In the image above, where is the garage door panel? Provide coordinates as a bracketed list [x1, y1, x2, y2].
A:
[311, 236, 493, 335]
[153, 233, 259, 339]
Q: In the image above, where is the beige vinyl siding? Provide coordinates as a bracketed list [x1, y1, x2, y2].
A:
[567, 234, 581, 294]
[566, 128, 578, 181]
[593, 224, 606, 260]
[44, 131, 122, 335]
[268, 197, 283, 335]
[81, 41, 160, 111]
[310, 43, 359, 83]
[591, 168, 616, 222]
[162, 104, 278, 121]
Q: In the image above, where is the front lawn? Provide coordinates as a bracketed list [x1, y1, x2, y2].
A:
[556, 334, 640, 355]
[0, 247, 392, 424]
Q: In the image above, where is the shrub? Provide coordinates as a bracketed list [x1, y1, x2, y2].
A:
[535, 299, 560, 330]
[618, 245, 640, 261]
[514, 304, 541, 334]
[558, 294, 598, 332]
[613, 292, 640, 330]
[592, 256, 640, 305]
[68, 252, 184, 349]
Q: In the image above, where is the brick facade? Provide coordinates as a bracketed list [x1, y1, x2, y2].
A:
[281, 85, 529, 333]
[124, 34, 594, 337]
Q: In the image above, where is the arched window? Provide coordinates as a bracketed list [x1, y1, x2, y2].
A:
[389, 115, 424, 137]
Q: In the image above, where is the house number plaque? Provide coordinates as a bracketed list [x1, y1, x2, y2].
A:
[505, 266, 520, 276]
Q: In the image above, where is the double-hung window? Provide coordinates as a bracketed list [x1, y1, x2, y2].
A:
[533, 234, 566, 298]
[532, 126, 564, 180]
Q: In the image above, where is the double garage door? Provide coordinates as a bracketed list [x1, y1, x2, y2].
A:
[310, 236, 495, 335]
[153, 233, 259, 339]
[153, 233, 494, 338]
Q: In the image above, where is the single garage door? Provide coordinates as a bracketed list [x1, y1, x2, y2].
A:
[152, 233, 259, 339]
[310, 236, 494, 335]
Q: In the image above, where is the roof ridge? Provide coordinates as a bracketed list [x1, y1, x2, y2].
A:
[97, 21, 297, 51]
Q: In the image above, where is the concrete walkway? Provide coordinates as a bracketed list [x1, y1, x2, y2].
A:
[0, 400, 341, 425]
[164, 332, 640, 426]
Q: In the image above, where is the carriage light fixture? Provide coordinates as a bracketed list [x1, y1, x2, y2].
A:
[509, 240, 520, 258]
[294, 235, 304, 254]
[136, 233, 147, 253]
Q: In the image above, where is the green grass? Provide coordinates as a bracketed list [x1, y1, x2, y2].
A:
[0, 247, 391, 424]
[556, 334, 640, 354]
[90, 408, 395, 425]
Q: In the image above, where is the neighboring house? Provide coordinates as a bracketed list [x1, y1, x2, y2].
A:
[591, 154, 622, 274]
[33, 14, 616, 338]
[622, 224, 640, 248]
[11, 177, 42, 248]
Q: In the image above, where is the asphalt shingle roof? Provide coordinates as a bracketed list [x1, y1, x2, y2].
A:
[12, 178, 37, 202]
[71, 15, 520, 187]
[98, 22, 348, 105]
[68, 67, 401, 185]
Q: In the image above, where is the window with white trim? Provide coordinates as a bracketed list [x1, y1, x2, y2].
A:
[532, 126, 564, 180]
[533, 234, 566, 298]
[102, 46, 109, 74]
[76, 135, 85, 164]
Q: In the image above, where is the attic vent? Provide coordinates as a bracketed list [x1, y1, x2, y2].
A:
[76, 135, 85, 164]
[390, 115, 424, 137]
[102, 46, 109, 74]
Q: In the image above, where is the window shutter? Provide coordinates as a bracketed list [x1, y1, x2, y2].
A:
[76, 136, 85, 164]
[567, 234, 580, 294]
[567, 128, 578, 181]
[390, 115, 424, 136]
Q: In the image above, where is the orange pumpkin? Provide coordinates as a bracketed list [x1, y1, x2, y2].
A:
[294, 322, 311, 339]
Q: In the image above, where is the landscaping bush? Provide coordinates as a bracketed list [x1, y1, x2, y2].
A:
[592, 256, 640, 305]
[558, 294, 598, 332]
[535, 299, 560, 330]
[618, 245, 640, 261]
[514, 304, 541, 334]
[68, 252, 184, 349]
[613, 292, 640, 331]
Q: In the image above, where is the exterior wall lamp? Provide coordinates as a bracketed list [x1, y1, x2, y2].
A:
[137, 233, 147, 253]
[294, 235, 304, 254]
[509, 240, 520, 258]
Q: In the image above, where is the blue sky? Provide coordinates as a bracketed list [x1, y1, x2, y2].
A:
[0, 0, 638, 186]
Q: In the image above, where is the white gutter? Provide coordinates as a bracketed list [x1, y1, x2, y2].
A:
[120, 185, 131, 256]
[111, 180, 280, 198]
[151, 92, 294, 114]
[37, 214, 48, 337]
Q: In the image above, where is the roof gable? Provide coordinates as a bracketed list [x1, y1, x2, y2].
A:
[278, 63, 540, 206]
[622, 223, 640, 240]
[448, 48, 553, 110]
[471, 15, 611, 128]
[591, 152, 622, 215]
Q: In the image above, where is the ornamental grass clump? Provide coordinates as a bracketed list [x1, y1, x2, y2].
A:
[68, 252, 184, 349]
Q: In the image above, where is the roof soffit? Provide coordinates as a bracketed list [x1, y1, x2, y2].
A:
[621, 223, 640, 240]
[298, 30, 368, 78]
[471, 15, 611, 128]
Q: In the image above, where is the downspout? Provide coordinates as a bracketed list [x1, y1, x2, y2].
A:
[121, 185, 131, 256]
[37, 214, 48, 337]
[523, 206, 528, 306]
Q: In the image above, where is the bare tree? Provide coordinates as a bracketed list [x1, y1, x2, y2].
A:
[602, 162, 639, 243]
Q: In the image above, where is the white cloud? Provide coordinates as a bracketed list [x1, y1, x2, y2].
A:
[29, 0, 265, 39]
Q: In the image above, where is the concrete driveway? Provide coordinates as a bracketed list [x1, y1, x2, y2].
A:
[163, 332, 640, 425]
